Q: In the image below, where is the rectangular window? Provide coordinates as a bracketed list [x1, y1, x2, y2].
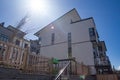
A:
[0, 33, 8, 42]
[0, 46, 2, 51]
[22, 53, 24, 61]
[68, 32, 72, 58]
[24, 43, 28, 48]
[0, 33, 2, 41]
[68, 32, 72, 47]
[38, 37, 42, 44]
[15, 39, 20, 46]
[39, 37, 41, 41]
[89, 28, 95, 36]
[89, 28, 96, 42]
[93, 47, 98, 57]
[98, 46, 102, 51]
[15, 49, 18, 60]
[51, 33, 55, 45]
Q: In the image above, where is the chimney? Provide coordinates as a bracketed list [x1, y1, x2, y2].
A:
[0, 22, 5, 27]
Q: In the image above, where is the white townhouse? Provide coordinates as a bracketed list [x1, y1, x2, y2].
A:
[35, 8, 112, 74]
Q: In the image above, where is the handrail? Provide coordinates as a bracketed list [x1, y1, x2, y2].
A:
[54, 61, 70, 80]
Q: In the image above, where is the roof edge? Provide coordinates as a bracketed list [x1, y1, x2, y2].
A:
[34, 8, 80, 36]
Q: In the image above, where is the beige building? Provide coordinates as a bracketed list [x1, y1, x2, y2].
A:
[0, 24, 30, 69]
[0, 24, 52, 74]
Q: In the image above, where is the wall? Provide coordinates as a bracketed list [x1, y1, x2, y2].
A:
[0, 25, 13, 42]
[37, 9, 96, 66]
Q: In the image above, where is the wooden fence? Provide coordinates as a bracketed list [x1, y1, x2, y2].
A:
[0, 41, 28, 69]
[0, 41, 52, 74]
[76, 62, 89, 75]
[97, 74, 118, 80]
[26, 54, 52, 74]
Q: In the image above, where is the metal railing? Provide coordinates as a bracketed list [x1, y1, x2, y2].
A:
[54, 61, 70, 80]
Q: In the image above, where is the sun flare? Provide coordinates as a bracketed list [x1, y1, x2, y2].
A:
[29, 0, 49, 14]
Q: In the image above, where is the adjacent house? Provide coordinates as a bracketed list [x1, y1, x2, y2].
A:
[0, 23, 50, 74]
[0, 23, 30, 68]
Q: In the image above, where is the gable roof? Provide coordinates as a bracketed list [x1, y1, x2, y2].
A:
[7, 25, 26, 35]
[34, 8, 81, 36]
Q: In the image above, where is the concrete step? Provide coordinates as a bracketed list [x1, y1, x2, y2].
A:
[0, 67, 51, 80]
[0, 67, 97, 80]
[58, 75, 80, 80]
[59, 75, 96, 80]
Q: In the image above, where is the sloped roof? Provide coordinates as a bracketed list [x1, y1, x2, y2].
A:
[7, 25, 26, 35]
[34, 8, 81, 36]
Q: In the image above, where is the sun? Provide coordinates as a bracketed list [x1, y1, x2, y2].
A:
[29, 0, 49, 14]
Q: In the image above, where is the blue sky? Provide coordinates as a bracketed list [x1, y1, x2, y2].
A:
[0, 0, 120, 69]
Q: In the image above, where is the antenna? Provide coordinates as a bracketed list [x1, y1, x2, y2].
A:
[16, 13, 30, 30]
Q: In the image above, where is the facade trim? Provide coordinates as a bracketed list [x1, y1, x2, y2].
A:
[41, 40, 92, 48]
[70, 17, 93, 24]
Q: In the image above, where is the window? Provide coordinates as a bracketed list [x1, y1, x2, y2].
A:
[89, 28, 96, 42]
[93, 47, 98, 57]
[98, 46, 102, 51]
[68, 32, 72, 57]
[89, 28, 95, 36]
[68, 32, 72, 47]
[15, 39, 20, 46]
[0, 46, 2, 51]
[24, 43, 28, 48]
[51, 33, 55, 45]
[0, 33, 8, 42]
[36, 50, 40, 54]
[15, 49, 18, 60]
[38, 37, 42, 44]
[22, 53, 24, 61]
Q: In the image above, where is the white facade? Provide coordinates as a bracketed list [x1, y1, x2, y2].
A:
[35, 9, 99, 66]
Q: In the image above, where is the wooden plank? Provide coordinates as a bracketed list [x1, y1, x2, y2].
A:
[97, 74, 118, 80]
